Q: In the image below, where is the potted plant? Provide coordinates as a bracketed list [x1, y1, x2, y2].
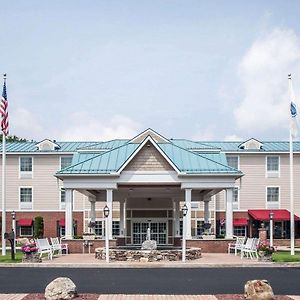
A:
[21, 241, 41, 263]
[257, 240, 275, 261]
[82, 232, 96, 240]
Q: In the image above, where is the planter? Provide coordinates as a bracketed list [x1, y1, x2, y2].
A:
[202, 234, 216, 240]
[258, 251, 273, 262]
[82, 234, 96, 240]
[22, 252, 42, 263]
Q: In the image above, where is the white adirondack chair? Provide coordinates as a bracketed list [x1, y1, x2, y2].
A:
[228, 236, 246, 255]
[50, 237, 68, 255]
[35, 238, 53, 260]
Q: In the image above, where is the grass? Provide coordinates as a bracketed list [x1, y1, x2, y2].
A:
[272, 251, 300, 262]
[0, 251, 23, 263]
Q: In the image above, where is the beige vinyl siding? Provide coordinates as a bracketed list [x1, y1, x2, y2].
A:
[216, 153, 300, 215]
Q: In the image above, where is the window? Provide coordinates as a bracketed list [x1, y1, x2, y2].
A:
[267, 187, 280, 209]
[60, 156, 73, 170]
[20, 187, 32, 209]
[233, 188, 239, 210]
[60, 226, 65, 237]
[112, 221, 120, 236]
[95, 221, 103, 236]
[233, 226, 246, 237]
[179, 220, 183, 236]
[60, 189, 65, 210]
[266, 156, 280, 177]
[19, 226, 33, 236]
[196, 220, 205, 236]
[19, 157, 33, 178]
[227, 156, 239, 169]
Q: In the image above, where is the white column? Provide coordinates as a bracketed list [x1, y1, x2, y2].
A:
[225, 188, 233, 239]
[119, 199, 125, 237]
[106, 189, 113, 239]
[90, 200, 96, 234]
[65, 189, 73, 239]
[174, 199, 180, 237]
[185, 189, 192, 239]
[204, 200, 210, 224]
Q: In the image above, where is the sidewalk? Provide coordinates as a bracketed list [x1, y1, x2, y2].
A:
[0, 253, 280, 268]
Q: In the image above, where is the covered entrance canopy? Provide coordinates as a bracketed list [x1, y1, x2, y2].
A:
[55, 128, 243, 243]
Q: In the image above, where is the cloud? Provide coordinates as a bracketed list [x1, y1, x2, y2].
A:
[59, 113, 141, 141]
[224, 134, 243, 141]
[10, 108, 44, 140]
[234, 28, 300, 134]
[191, 126, 216, 141]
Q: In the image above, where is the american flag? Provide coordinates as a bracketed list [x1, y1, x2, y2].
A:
[0, 75, 8, 136]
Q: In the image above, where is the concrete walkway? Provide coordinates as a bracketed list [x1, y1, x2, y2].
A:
[15, 253, 274, 268]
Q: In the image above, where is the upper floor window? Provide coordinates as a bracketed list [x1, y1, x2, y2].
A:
[60, 188, 66, 210]
[60, 156, 73, 170]
[227, 156, 239, 169]
[19, 157, 33, 178]
[266, 187, 280, 209]
[266, 156, 280, 177]
[232, 187, 239, 210]
[20, 187, 33, 209]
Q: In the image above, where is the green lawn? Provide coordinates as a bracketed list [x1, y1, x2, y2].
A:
[0, 251, 23, 263]
[272, 251, 300, 262]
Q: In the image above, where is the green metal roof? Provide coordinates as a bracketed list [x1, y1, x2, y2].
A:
[57, 141, 241, 176]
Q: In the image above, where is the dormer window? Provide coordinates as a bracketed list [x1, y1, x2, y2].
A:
[239, 138, 263, 150]
[36, 139, 60, 151]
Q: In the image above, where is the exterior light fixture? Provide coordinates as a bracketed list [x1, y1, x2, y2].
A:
[103, 205, 110, 218]
[182, 204, 188, 217]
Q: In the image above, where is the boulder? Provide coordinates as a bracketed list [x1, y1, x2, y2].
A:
[45, 277, 77, 300]
[244, 279, 275, 300]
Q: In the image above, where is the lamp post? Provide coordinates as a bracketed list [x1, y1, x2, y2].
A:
[181, 204, 188, 262]
[11, 211, 16, 254]
[269, 211, 274, 247]
[103, 205, 110, 263]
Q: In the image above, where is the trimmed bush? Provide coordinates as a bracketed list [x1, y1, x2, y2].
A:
[34, 216, 44, 238]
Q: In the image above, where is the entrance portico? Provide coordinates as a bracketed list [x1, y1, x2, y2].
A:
[56, 129, 243, 244]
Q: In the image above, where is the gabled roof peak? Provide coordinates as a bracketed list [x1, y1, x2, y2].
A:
[35, 139, 60, 151]
[130, 128, 170, 144]
[239, 138, 263, 150]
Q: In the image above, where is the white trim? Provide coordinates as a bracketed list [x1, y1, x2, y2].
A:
[265, 155, 280, 178]
[239, 138, 263, 150]
[35, 139, 60, 151]
[232, 186, 240, 211]
[117, 136, 181, 174]
[19, 156, 34, 179]
[129, 128, 170, 144]
[266, 186, 280, 209]
[19, 186, 33, 210]
[59, 187, 66, 210]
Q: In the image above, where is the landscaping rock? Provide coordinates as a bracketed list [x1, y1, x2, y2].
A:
[45, 277, 77, 300]
[244, 279, 275, 300]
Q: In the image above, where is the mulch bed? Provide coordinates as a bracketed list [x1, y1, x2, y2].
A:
[22, 294, 99, 300]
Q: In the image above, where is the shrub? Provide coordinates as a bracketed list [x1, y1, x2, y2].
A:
[34, 216, 44, 238]
[257, 240, 276, 255]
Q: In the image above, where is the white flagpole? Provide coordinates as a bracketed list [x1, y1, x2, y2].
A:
[1, 132, 6, 256]
[288, 74, 295, 256]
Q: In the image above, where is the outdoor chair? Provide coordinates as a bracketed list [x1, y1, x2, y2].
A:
[241, 238, 260, 260]
[228, 236, 246, 255]
[50, 237, 68, 255]
[35, 238, 53, 260]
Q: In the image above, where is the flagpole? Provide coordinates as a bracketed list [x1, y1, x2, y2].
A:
[288, 74, 295, 256]
[1, 74, 7, 256]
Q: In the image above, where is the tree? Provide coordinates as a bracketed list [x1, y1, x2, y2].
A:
[0, 135, 28, 142]
[34, 216, 44, 238]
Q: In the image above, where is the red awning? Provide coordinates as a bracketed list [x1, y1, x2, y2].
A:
[248, 209, 300, 221]
[233, 218, 248, 226]
[59, 218, 65, 226]
[17, 219, 33, 226]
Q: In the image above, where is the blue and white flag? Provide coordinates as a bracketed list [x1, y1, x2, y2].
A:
[289, 75, 298, 139]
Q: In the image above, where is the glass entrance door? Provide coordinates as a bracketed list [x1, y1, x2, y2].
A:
[132, 220, 167, 245]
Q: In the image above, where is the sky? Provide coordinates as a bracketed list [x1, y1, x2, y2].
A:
[1, 0, 300, 142]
